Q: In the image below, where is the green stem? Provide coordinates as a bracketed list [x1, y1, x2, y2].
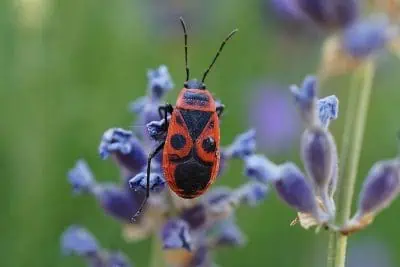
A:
[326, 60, 375, 267]
[149, 234, 167, 267]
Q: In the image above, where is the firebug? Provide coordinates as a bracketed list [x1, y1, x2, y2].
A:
[136, 17, 237, 215]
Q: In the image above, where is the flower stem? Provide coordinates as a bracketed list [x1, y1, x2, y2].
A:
[149, 233, 167, 267]
[326, 60, 375, 267]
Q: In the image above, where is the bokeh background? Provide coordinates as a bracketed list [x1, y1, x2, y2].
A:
[1, 0, 400, 266]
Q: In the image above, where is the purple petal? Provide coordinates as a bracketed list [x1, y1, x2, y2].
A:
[146, 119, 168, 142]
[301, 128, 336, 191]
[61, 225, 99, 256]
[129, 172, 166, 193]
[99, 128, 147, 175]
[342, 15, 392, 58]
[67, 160, 96, 194]
[318, 95, 339, 128]
[357, 160, 400, 215]
[298, 0, 358, 29]
[94, 184, 144, 222]
[224, 129, 256, 159]
[235, 182, 269, 207]
[244, 154, 279, 183]
[106, 251, 132, 267]
[161, 219, 192, 251]
[180, 204, 207, 230]
[274, 162, 318, 214]
[214, 219, 246, 247]
[147, 65, 174, 100]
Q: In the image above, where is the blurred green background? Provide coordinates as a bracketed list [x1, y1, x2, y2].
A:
[1, 0, 400, 266]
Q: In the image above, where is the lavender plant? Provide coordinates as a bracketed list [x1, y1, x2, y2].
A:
[260, 1, 400, 267]
[62, 65, 269, 267]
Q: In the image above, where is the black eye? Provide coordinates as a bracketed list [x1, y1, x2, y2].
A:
[184, 82, 189, 88]
[171, 134, 186, 150]
[202, 137, 216, 153]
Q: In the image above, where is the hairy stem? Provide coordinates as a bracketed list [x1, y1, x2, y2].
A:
[326, 60, 375, 267]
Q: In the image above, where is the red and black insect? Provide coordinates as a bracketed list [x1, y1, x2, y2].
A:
[139, 17, 237, 212]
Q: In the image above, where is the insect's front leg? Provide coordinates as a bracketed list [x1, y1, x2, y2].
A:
[216, 104, 225, 118]
[148, 104, 174, 142]
[158, 104, 174, 131]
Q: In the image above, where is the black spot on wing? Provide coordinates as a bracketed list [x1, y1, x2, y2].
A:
[180, 110, 211, 140]
[202, 137, 216, 153]
[170, 134, 186, 150]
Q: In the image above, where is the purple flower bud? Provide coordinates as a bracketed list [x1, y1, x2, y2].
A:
[128, 96, 147, 114]
[224, 129, 256, 159]
[146, 119, 167, 142]
[301, 127, 336, 192]
[129, 172, 166, 193]
[244, 154, 279, 183]
[161, 219, 192, 251]
[107, 251, 132, 267]
[357, 160, 400, 216]
[180, 204, 207, 230]
[204, 187, 232, 206]
[61, 225, 99, 256]
[147, 65, 174, 100]
[99, 128, 147, 177]
[214, 219, 246, 247]
[290, 75, 318, 127]
[318, 95, 339, 128]
[93, 184, 143, 222]
[235, 182, 269, 207]
[342, 15, 393, 59]
[298, 0, 359, 30]
[274, 162, 318, 214]
[67, 160, 96, 194]
[269, 0, 306, 22]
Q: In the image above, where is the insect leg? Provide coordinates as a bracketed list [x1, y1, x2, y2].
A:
[158, 104, 174, 131]
[133, 141, 165, 218]
[216, 104, 225, 118]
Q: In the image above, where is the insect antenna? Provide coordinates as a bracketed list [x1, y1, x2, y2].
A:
[201, 28, 238, 83]
[179, 17, 190, 81]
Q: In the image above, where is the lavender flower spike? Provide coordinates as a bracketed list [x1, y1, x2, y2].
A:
[147, 65, 174, 100]
[161, 219, 192, 251]
[275, 162, 321, 218]
[224, 129, 257, 159]
[244, 154, 279, 183]
[67, 159, 96, 194]
[61, 225, 99, 256]
[290, 75, 319, 127]
[129, 172, 166, 193]
[317, 95, 339, 128]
